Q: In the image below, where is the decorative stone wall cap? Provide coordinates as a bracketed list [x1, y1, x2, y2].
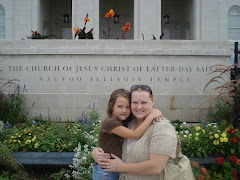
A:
[0, 40, 233, 56]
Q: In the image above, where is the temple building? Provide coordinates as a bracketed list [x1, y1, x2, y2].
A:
[0, 0, 240, 41]
[0, 0, 239, 121]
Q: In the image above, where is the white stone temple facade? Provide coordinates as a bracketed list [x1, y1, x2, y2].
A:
[0, 0, 239, 121]
[0, 0, 240, 41]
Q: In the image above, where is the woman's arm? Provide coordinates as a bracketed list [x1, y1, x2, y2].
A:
[110, 108, 162, 139]
[100, 153, 169, 175]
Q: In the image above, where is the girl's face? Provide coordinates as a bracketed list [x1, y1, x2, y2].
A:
[112, 96, 131, 121]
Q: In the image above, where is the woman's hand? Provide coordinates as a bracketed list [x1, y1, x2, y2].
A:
[99, 154, 126, 172]
[92, 148, 111, 163]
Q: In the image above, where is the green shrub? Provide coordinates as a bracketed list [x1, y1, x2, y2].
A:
[0, 84, 27, 125]
[50, 168, 71, 180]
[207, 98, 232, 124]
[0, 142, 31, 180]
[0, 171, 11, 180]
[202, 64, 240, 128]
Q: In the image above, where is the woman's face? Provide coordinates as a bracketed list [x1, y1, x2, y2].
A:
[131, 90, 154, 121]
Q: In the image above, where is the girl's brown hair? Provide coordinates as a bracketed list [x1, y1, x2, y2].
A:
[107, 89, 131, 117]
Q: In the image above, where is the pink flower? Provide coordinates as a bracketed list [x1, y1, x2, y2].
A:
[201, 167, 208, 175]
[192, 161, 199, 168]
[197, 175, 204, 180]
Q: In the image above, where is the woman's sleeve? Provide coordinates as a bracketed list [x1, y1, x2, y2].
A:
[149, 120, 178, 159]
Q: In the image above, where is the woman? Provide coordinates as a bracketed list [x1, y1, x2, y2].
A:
[94, 85, 194, 180]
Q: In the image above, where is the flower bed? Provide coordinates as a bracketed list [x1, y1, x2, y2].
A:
[0, 109, 100, 153]
[176, 120, 240, 158]
[1, 119, 239, 179]
[0, 108, 101, 179]
[175, 120, 240, 179]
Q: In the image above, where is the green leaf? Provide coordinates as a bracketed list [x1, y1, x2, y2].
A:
[196, 151, 201, 157]
[220, 149, 224, 154]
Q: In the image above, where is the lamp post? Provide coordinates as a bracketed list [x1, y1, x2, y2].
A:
[64, 14, 69, 23]
[114, 0, 119, 24]
[234, 42, 239, 80]
[114, 13, 119, 24]
[163, 14, 169, 24]
[163, 0, 169, 24]
[64, 0, 69, 23]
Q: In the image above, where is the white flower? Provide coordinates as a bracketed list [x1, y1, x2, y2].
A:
[64, 173, 70, 178]
[82, 156, 87, 160]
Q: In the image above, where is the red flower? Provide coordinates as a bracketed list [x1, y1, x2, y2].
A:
[215, 157, 225, 165]
[231, 169, 237, 176]
[229, 128, 236, 135]
[231, 137, 239, 144]
[233, 177, 238, 180]
[230, 155, 238, 162]
[192, 161, 199, 168]
[197, 175, 204, 180]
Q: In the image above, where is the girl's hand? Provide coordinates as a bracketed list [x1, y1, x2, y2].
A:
[92, 148, 111, 163]
[149, 108, 163, 123]
[99, 154, 125, 172]
[153, 116, 163, 123]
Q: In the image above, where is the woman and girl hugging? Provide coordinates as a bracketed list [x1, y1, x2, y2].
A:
[92, 85, 194, 180]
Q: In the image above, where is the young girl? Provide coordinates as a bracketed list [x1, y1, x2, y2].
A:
[93, 88, 162, 180]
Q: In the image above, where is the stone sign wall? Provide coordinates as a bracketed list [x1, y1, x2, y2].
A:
[0, 40, 232, 121]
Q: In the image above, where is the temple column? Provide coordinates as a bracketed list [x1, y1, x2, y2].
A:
[134, 0, 161, 40]
[193, 0, 202, 40]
